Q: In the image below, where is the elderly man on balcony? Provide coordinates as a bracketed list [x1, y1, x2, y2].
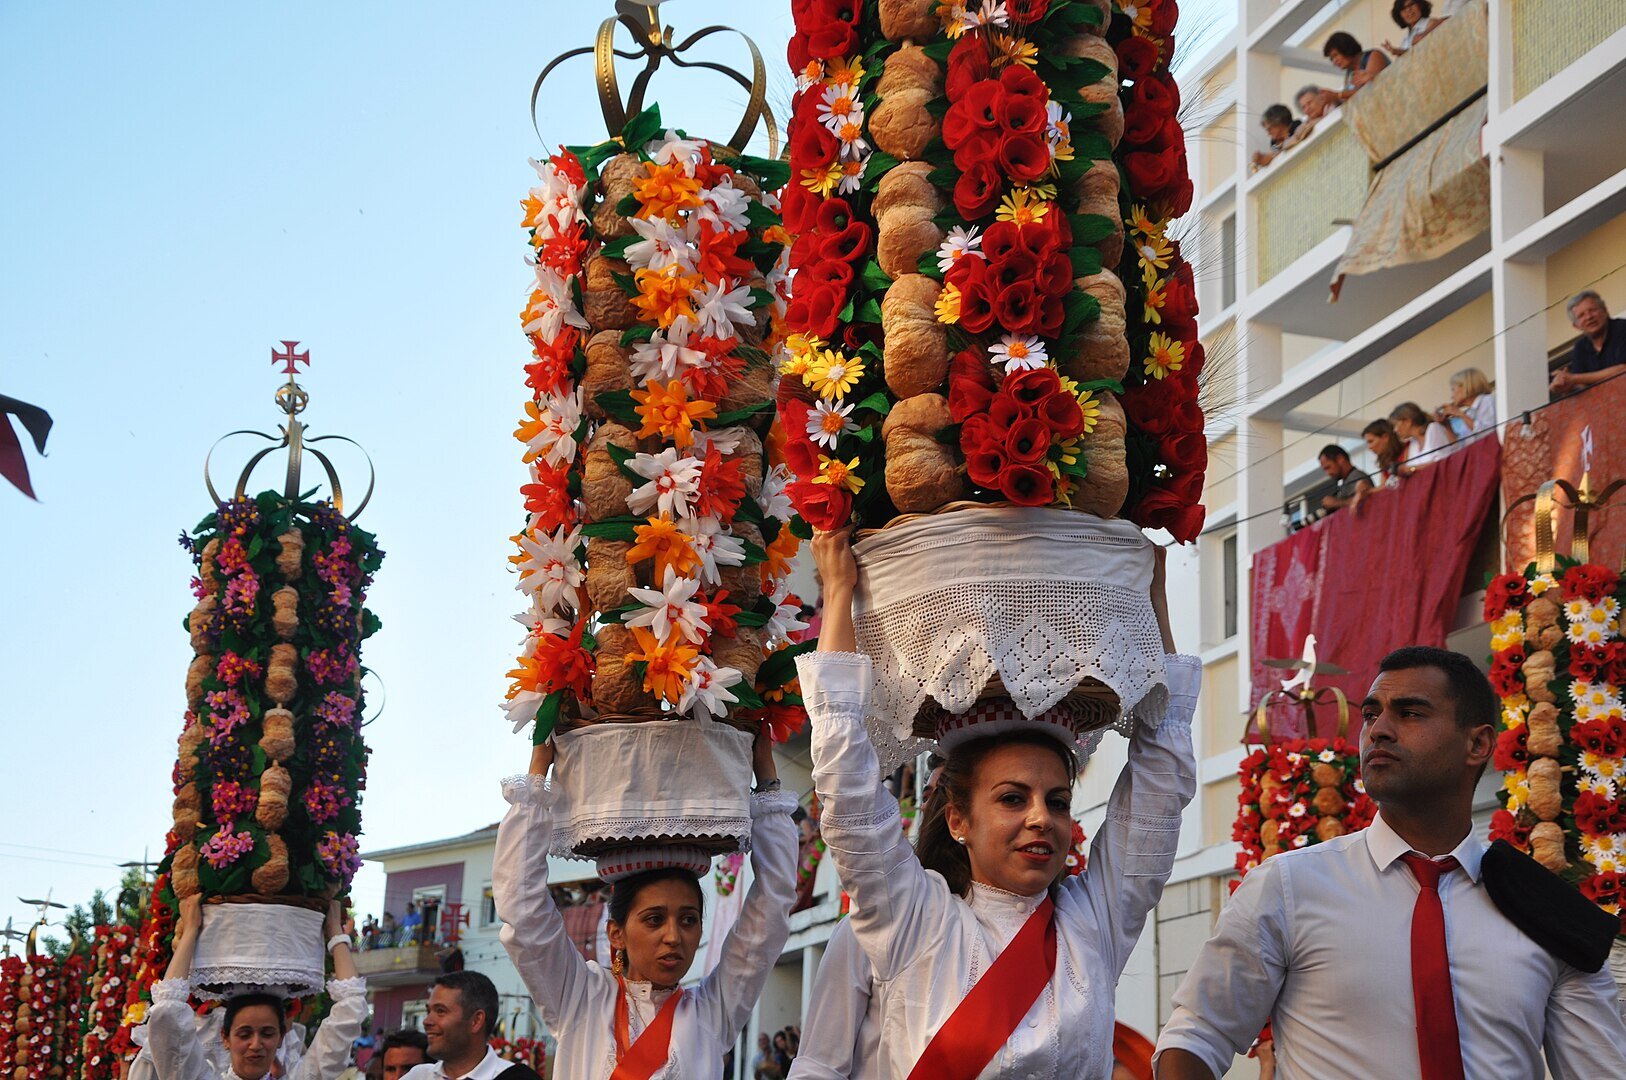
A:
[1550, 291, 1626, 396]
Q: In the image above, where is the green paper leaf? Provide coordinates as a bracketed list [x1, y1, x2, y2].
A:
[1076, 378, 1125, 394]
[619, 104, 664, 153]
[740, 540, 769, 565]
[750, 286, 779, 310]
[731, 681, 767, 711]
[925, 96, 951, 119]
[1069, 214, 1117, 244]
[580, 518, 641, 541]
[595, 389, 641, 426]
[863, 151, 900, 184]
[921, 39, 954, 63]
[838, 297, 856, 323]
[601, 235, 636, 261]
[532, 692, 564, 744]
[927, 165, 959, 191]
[621, 324, 656, 346]
[758, 640, 816, 689]
[916, 250, 946, 279]
[790, 517, 813, 540]
[1072, 129, 1113, 162]
[1068, 245, 1105, 278]
[737, 154, 791, 190]
[1062, 290, 1103, 336]
[714, 399, 775, 426]
[855, 297, 883, 324]
[854, 391, 893, 415]
[734, 609, 771, 628]
[615, 192, 641, 218]
[860, 260, 893, 292]
[852, 424, 877, 444]
[746, 199, 781, 230]
[611, 270, 638, 297]
[605, 443, 645, 484]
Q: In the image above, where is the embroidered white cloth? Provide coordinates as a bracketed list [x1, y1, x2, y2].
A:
[786, 918, 881, 1080]
[1155, 813, 1626, 1079]
[189, 903, 326, 1001]
[798, 650, 1199, 1080]
[550, 719, 756, 857]
[494, 774, 798, 1079]
[852, 507, 1170, 771]
[143, 975, 366, 1080]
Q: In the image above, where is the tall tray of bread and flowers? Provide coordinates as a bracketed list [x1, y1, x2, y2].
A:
[505, 3, 810, 882]
[778, 0, 1207, 764]
[157, 353, 383, 1004]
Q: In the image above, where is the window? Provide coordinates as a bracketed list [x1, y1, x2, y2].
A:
[411, 885, 446, 944]
[1220, 213, 1237, 310]
[481, 884, 497, 928]
[1222, 532, 1239, 640]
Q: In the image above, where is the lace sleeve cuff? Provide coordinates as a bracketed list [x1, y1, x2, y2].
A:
[795, 652, 873, 712]
[327, 975, 367, 1000]
[751, 789, 799, 818]
[150, 978, 192, 1004]
[501, 773, 552, 806]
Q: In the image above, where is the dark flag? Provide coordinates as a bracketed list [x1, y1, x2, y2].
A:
[0, 393, 52, 500]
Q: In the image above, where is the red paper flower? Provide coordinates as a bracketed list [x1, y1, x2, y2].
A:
[945, 35, 993, 101]
[999, 462, 1054, 506]
[1483, 572, 1532, 619]
[1488, 645, 1527, 697]
[789, 477, 852, 531]
[1492, 726, 1530, 771]
[1130, 486, 1205, 543]
[1574, 791, 1626, 836]
[1562, 564, 1620, 604]
[1116, 34, 1163, 80]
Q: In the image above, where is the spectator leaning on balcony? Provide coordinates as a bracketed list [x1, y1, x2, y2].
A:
[1297, 85, 1330, 125]
[1551, 291, 1626, 395]
[1436, 367, 1496, 444]
[1388, 402, 1453, 468]
[1316, 445, 1373, 515]
[1384, 0, 1443, 57]
[1252, 105, 1307, 170]
[1362, 420, 1407, 486]
[1321, 33, 1388, 108]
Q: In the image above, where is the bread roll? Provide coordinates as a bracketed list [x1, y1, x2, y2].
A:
[1527, 756, 1563, 821]
[590, 623, 654, 714]
[585, 538, 637, 612]
[879, 0, 937, 39]
[583, 424, 637, 522]
[870, 45, 942, 162]
[1059, 270, 1129, 384]
[1530, 821, 1568, 872]
[881, 393, 964, 513]
[1067, 392, 1128, 518]
[713, 625, 767, 687]
[1523, 650, 1557, 704]
[1072, 161, 1125, 268]
[881, 275, 950, 399]
[584, 253, 638, 330]
[719, 523, 765, 602]
[593, 153, 642, 240]
[875, 162, 946, 280]
[1061, 36, 1123, 146]
[1526, 702, 1562, 758]
[582, 330, 634, 418]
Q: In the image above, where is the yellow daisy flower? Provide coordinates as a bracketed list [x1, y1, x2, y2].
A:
[815, 454, 866, 493]
[935, 281, 963, 325]
[996, 188, 1051, 227]
[1143, 332, 1186, 380]
[806, 350, 866, 400]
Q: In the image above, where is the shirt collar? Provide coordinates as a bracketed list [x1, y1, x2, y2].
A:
[1366, 812, 1484, 882]
[434, 1046, 505, 1080]
[969, 880, 1047, 915]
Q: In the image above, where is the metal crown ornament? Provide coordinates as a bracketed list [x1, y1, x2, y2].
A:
[203, 340, 375, 519]
[531, 0, 777, 155]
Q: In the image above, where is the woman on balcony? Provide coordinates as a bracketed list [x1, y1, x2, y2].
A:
[1383, 0, 1444, 57]
[1320, 32, 1389, 108]
[1361, 419, 1408, 486]
[1388, 401, 1454, 470]
[1436, 367, 1497, 446]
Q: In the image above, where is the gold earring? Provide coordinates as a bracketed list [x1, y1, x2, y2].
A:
[612, 949, 623, 976]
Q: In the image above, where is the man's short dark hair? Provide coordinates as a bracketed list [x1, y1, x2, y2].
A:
[1378, 646, 1496, 730]
[1324, 31, 1363, 59]
[1318, 444, 1350, 462]
[433, 970, 499, 1038]
[381, 1028, 430, 1055]
[1262, 103, 1294, 127]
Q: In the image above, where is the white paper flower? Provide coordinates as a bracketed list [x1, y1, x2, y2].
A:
[626, 216, 699, 273]
[522, 264, 590, 342]
[679, 656, 742, 721]
[767, 595, 810, 642]
[512, 604, 570, 645]
[1045, 100, 1072, 151]
[503, 688, 547, 733]
[757, 464, 794, 522]
[807, 399, 858, 448]
[818, 83, 864, 136]
[626, 569, 711, 644]
[694, 279, 756, 339]
[521, 388, 585, 468]
[989, 335, 1048, 372]
[964, 0, 1009, 29]
[699, 179, 752, 232]
[648, 130, 705, 171]
[626, 448, 704, 519]
[630, 322, 706, 386]
[684, 517, 747, 586]
[936, 226, 984, 274]
[512, 524, 584, 614]
[693, 426, 746, 456]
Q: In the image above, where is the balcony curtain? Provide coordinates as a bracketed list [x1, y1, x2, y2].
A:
[1249, 436, 1502, 733]
[1335, 0, 1490, 278]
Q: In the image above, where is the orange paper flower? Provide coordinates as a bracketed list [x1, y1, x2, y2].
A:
[628, 515, 701, 582]
[633, 160, 704, 224]
[632, 379, 716, 448]
[631, 625, 699, 704]
[632, 265, 702, 329]
[762, 527, 801, 586]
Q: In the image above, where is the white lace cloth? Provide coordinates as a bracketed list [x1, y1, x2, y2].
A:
[189, 903, 326, 1001]
[852, 507, 1170, 771]
[550, 718, 756, 857]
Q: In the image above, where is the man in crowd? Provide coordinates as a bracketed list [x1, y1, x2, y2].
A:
[379, 1029, 431, 1079]
[405, 971, 541, 1080]
[1550, 291, 1626, 395]
[1154, 646, 1626, 1078]
[1316, 445, 1371, 515]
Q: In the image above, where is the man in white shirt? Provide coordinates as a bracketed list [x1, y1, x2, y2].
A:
[1155, 645, 1626, 1079]
[404, 971, 541, 1080]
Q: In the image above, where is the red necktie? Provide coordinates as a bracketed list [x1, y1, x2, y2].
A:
[1399, 853, 1466, 1080]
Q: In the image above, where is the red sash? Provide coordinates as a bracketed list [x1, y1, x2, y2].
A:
[906, 895, 1058, 1080]
[611, 976, 684, 1080]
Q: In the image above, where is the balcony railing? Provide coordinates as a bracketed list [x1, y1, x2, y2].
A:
[1514, 0, 1626, 101]
[354, 943, 442, 987]
[1253, 116, 1368, 287]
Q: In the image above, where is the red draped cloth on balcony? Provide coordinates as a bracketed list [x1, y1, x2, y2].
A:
[1504, 373, 1626, 573]
[1250, 436, 1501, 735]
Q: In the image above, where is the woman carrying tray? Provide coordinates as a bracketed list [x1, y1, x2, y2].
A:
[493, 732, 798, 1080]
[800, 530, 1200, 1080]
[145, 895, 367, 1080]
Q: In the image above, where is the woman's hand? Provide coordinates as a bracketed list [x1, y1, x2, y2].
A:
[1150, 543, 1176, 654]
[529, 739, 555, 777]
[177, 893, 203, 942]
[811, 529, 857, 598]
[752, 727, 779, 788]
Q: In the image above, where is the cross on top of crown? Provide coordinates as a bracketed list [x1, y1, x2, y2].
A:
[272, 340, 310, 376]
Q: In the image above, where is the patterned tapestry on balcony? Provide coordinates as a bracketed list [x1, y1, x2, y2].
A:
[1335, 0, 1489, 278]
[1249, 436, 1501, 726]
[1505, 373, 1626, 573]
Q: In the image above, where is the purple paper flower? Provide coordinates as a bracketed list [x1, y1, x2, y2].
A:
[303, 782, 352, 825]
[317, 831, 362, 883]
[313, 691, 358, 729]
[211, 781, 258, 820]
[199, 824, 255, 869]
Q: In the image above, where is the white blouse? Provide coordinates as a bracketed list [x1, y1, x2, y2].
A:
[798, 651, 1201, 1080]
[142, 975, 366, 1080]
[493, 774, 799, 1080]
[787, 917, 881, 1080]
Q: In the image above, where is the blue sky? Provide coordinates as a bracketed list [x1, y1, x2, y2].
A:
[0, 0, 1231, 944]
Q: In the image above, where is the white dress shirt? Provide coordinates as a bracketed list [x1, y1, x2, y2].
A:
[144, 976, 367, 1080]
[401, 1046, 512, 1079]
[798, 651, 1200, 1080]
[1156, 813, 1626, 1079]
[492, 775, 799, 1080]
[787, 918, 881, 1080]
